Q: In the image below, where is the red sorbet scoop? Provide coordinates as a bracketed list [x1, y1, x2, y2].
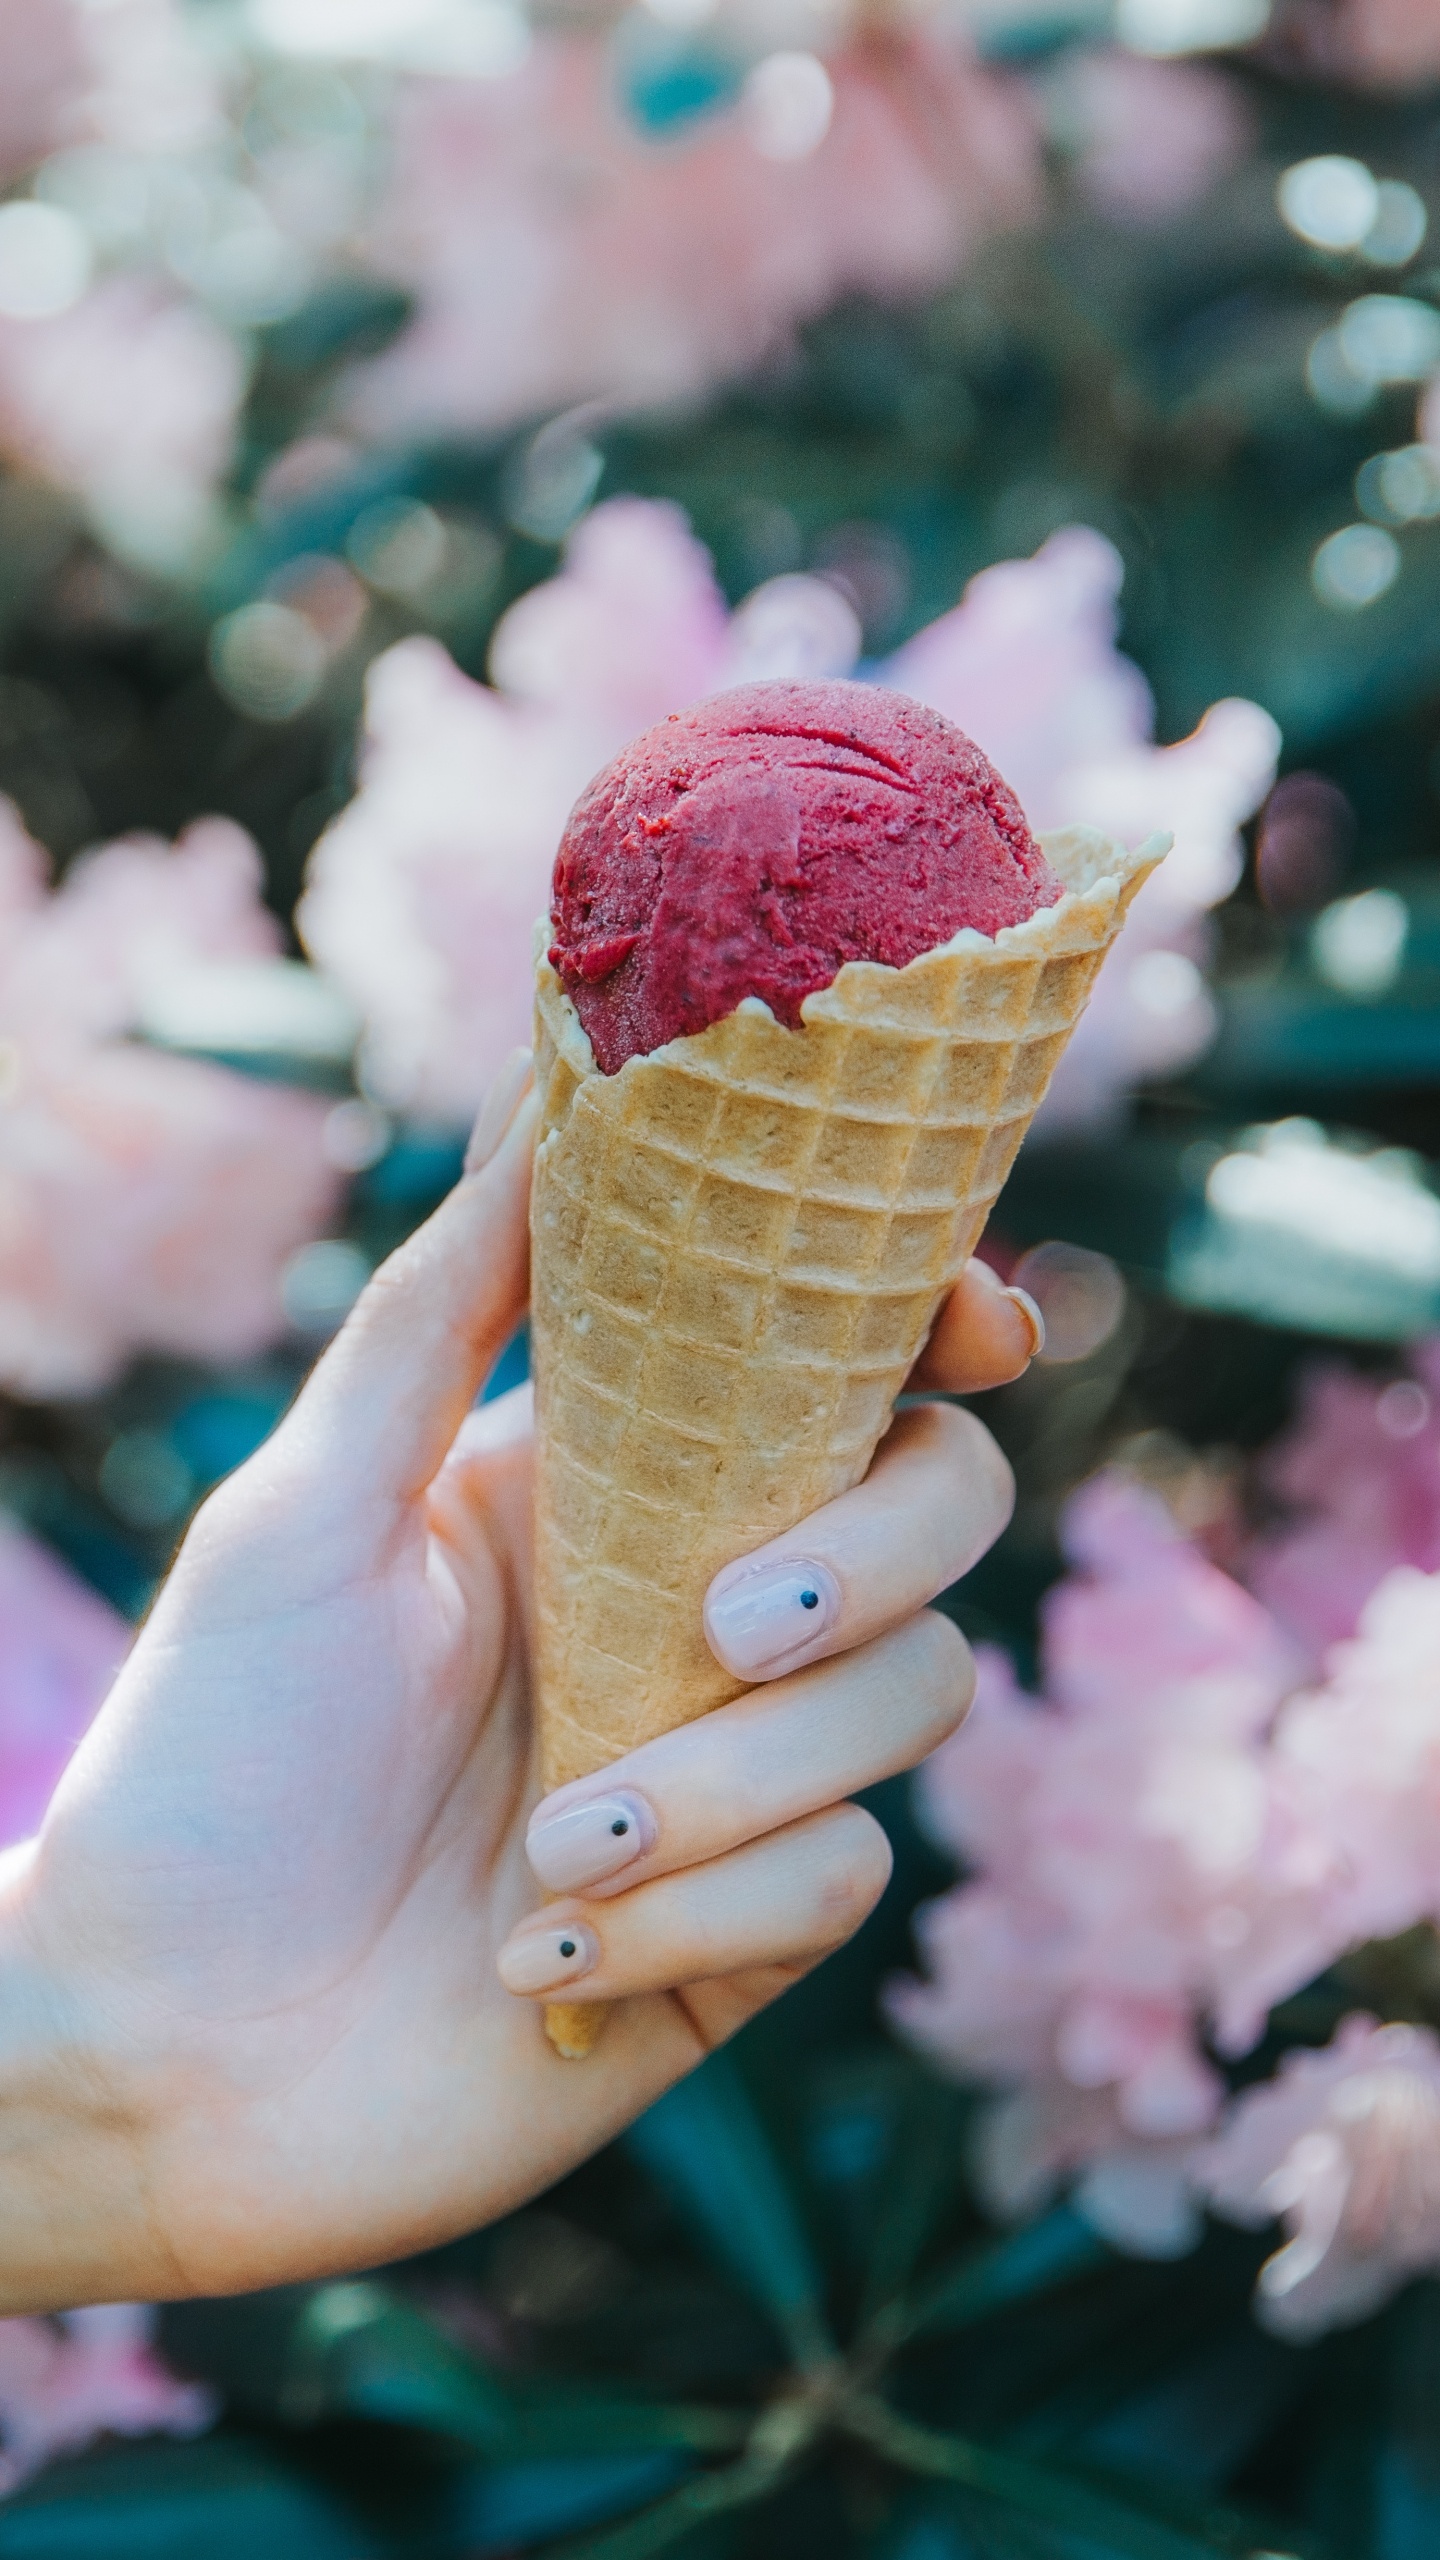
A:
[548, 678, 1063, 1075]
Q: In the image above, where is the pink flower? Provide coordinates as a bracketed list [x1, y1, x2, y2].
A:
[1055, 51, 1254, 224]
[1243, 1345, 1440, 1664]
[0, 2305, 213, 2496]
[1274, 1565, 1440, 1952]
[891, 1478, 1331, 2140]
[1196, 2017, 1440, 2337]
[0, 1520, 128, 1848]
[344, 28, 1039, 439]
[1267, 0, 1440, 89]
[0, 278, 245, 573]
[304, 498, 1272, 1129]
[890, 1477, 1359, 2236]
[0, 0, 87, 184]
[895, 1463, 1440, 2331]
[0, 802, 338, 1395]
[887, 529, 1279, 1127]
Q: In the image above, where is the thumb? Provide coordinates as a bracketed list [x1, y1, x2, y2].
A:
[280, 1052, 538, 1507]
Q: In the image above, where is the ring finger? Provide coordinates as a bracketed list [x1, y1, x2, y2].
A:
[499, 1801, 893, 2006]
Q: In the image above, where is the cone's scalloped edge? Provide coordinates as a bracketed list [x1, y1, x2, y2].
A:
[532, 825, 1170, 1098]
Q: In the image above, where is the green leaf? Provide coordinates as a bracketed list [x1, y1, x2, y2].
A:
[0, 2434, 392, 2560]
[625, 2055, 834, 2368]
[857, 2075, 970, 2327]
[503, 2382, 745, 2460]
[542, 2449, 777, 2560]
[877, 2207, 1112, 2352]
[281, 2280, 515, 2446]
[843, 2405, 1244, 2560]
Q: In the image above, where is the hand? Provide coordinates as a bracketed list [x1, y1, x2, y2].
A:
[0, 1053, 1029, 2312]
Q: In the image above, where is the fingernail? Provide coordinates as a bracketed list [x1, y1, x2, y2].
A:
[526, 1790, 656, 1892]
[704, 1557, 842, 1678]
[1003, 1285, 1046, 1361]
[498, 1920, 600, 1996]
[464, 1049, 535, 1175]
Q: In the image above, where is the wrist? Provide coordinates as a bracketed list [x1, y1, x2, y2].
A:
[0, 1843, 172, 2312]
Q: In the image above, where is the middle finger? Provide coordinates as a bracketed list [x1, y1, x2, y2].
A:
[702, 1401, 1013, 1686]
[524, 1610, 972, 1899]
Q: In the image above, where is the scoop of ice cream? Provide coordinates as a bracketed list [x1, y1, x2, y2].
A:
[548, 678, 1063, 1074]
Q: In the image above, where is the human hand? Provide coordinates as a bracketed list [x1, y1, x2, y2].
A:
[0, 1053, 1029, 2312]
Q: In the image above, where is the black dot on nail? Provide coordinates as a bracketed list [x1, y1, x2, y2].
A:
[800, 1590, 820, 1610]
[558, 1939, 577, 1959]
[611, 1818, 629, 1836]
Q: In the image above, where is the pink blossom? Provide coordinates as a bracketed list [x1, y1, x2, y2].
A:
[0, 1520, 127, 1848]
[889, 1477, 1353, 2232]
[0, 2306, 213, 2496]
[891, 1478, 1330, 2133]
[0, 0, 87, 183]
[896, 1462, 1440, 2327]
[1274, 1565, 1440, 1952]
[344, 28, 1039, 439]
[0, 802, 338, 1396]
[1196, 2017, 1440, 2337]
[1055, 51, 1254, 224]
[1243, 1345, 1440, 1665]
[887, 529, 1280, 1127]
[0, 278, 245, 573]
[304, 498, 1272, 1129]
[1267, 0, 1440, 89]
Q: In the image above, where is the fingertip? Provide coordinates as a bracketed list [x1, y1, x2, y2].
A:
[463, 1048, 536, 1176]
[912, 1259, 1041, 1393]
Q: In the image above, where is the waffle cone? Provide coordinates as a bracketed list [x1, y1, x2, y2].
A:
[530, 824, 1165, 2056]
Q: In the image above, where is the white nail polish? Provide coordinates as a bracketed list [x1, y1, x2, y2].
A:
[704, 1558, 842, 1678]
[499, 1921, 600, 1995]
[527, 1791, 655, 1892]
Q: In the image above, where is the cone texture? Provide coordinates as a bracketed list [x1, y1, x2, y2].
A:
[530, 823, 1163, 2050]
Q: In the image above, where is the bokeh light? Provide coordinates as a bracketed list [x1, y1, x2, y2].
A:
[346, 497, 449, 598]
[208, 601, 328, 720]
[0, 202, 92, 319]
[1312, 523, 1400, 611]
[1311, 888, 1409, 996]
[741, 53, 834, 163]
[1255, 773, 1356, 916]
[1011, 1242, 1127, 1365]
[281, 1238, 372, 1334]
[1116, 0, 1270, 57]
[1356, 445, 1440, 525]
[1278, 156, 1379, 254]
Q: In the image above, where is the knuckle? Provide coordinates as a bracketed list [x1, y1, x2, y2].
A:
[907, 1610, 976, 1747]
[811, 1807, 893, 1943]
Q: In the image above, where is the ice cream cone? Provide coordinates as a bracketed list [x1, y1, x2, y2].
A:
[530, 823, 1166, 2055]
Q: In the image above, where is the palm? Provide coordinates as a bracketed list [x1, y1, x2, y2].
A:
[30, 1383, 720, 2294]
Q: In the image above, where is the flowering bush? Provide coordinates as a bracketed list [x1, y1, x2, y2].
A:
[302, 499, 1276, 1128]
[893, 1459, 1440, 2336]
[0, 802, 338, 1396]
[0, 279, 245, 572]
[344, 26, 1039, 439]
[1243, 1343, 1440, 1666]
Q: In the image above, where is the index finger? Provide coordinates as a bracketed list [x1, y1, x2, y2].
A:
[909, 1257, 1044, 1395]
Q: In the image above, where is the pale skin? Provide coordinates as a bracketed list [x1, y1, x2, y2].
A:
[0, 1054, 1035, 2316]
